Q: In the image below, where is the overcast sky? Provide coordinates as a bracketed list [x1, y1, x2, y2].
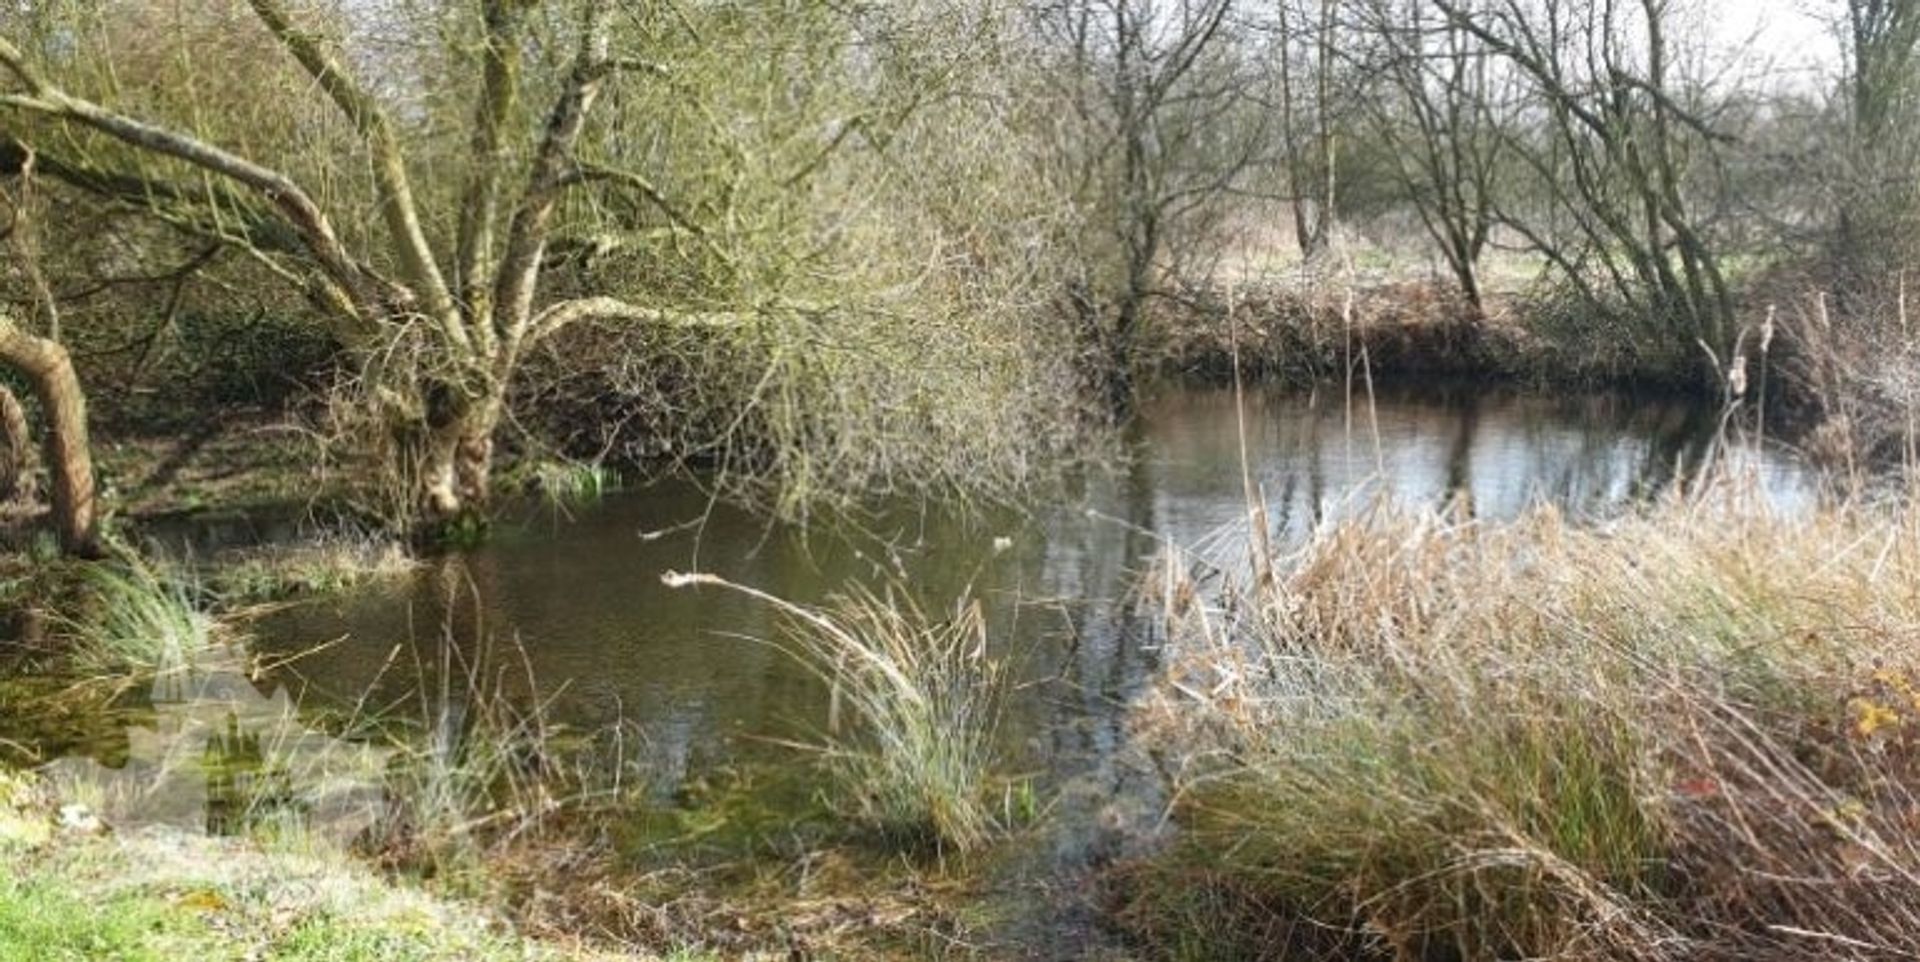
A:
[1712, 0, 1842, 84]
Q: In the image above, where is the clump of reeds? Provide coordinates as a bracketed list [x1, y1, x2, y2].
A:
[663, 572, 1009, 853]
[529, 459, 620, 508]
[349, 626, 576, 875]
[210, 531, 416, 603]
[1769, 283, 1920, 475]
[1127, 492, 1920, 961]
[66, 561, 219, 677]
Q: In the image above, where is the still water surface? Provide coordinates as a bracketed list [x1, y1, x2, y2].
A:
[0, 381, 1812, 952]
[252, 382, 1813, 807]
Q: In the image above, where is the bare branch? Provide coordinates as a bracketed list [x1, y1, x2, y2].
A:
[0, 37, 381, 329]
[582, 57, 671, 83]
[244, 0, 465, 348]
[561, 161, 713, 242]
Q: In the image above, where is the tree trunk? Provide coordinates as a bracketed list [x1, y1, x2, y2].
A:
[0, 385, 28, 503]
[0, 314, 99, 556]
[415, 396, 501, 538]
[1104, 294, 1143, 419]
[1447, 235, 1486, 320]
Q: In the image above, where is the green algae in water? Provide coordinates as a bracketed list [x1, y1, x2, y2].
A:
[0, 672, 149, 767]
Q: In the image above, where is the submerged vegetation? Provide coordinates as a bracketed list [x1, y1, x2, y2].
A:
[1126, 486, 1920, 960]
[527, 460, 620, 509]
[354, 632, 584, 877]
[206, 533, 416, 604]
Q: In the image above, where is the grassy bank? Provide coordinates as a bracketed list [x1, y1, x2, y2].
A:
[1122, 484, 1920, 961]
[0, 771, 688, 962]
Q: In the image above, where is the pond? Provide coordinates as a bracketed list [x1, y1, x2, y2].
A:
[16, 381, 1821, 952]
[250, 380, 1812, 839]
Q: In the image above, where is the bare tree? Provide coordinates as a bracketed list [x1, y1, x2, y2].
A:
[1437, 0, 1737, 360]
[1834, 0, 1920, 277]
[1033, 0, 1256, 412]
[1848, 0, 1920, 141]
[0, 1, 747, 532]
[1273, 0, 1342, 257]
[1354, 0, 1509, 314]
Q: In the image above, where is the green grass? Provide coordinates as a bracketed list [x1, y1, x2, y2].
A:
[270, 914, 526, 962]
[66, 561, 217, 676]
[0, 873, 217, 961]
[663, 573, 1011, 853]
[0, 855, 568, 962]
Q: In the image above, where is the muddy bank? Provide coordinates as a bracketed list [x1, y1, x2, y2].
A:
[1154, 280, 1719, 394]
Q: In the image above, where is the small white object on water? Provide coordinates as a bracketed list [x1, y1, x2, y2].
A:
[991, 536, 1014, 554]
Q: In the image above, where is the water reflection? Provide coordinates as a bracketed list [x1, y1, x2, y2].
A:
[1136, 382, 1805, 552]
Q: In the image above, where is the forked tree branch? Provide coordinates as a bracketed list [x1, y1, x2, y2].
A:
[493, 0, 619, 350]
[243, 0, 466, 348]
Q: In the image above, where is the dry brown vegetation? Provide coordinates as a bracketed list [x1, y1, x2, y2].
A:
[1124, 480, 1920, 960]
[1155, 280, 1522, 385]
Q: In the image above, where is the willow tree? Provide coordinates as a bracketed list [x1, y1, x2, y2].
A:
[0, 0, 727, 530]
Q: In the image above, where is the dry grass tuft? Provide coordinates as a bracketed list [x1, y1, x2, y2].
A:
[662, 572, 1010, 853]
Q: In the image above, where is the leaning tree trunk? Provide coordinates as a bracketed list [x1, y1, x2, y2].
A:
[0, 313, 99, 556]
[0, 385, 28, 503]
